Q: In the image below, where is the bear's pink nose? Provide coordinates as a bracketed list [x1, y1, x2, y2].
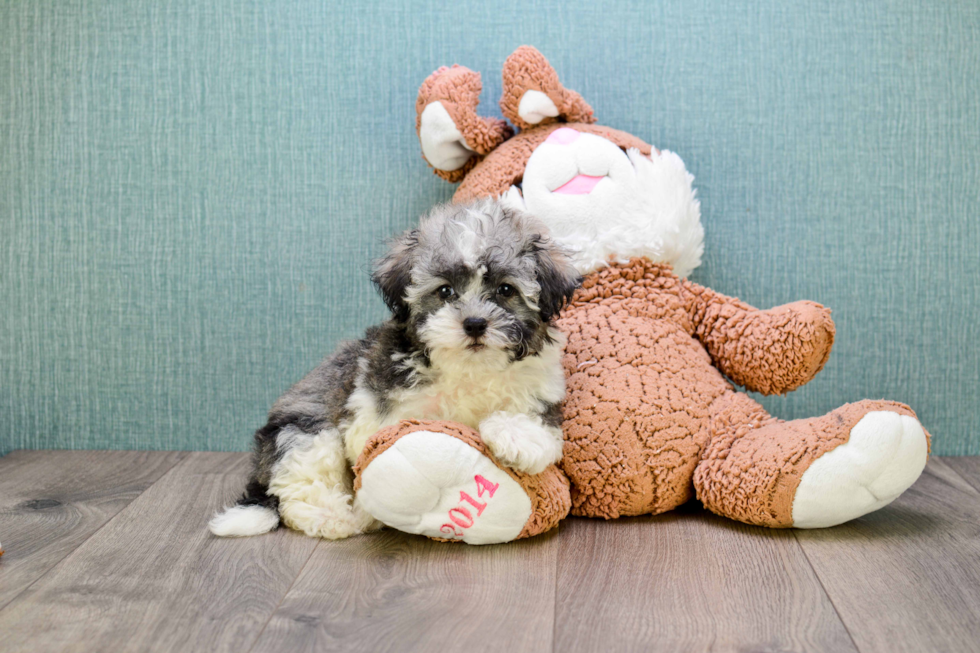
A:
[545, 127, 580, 145]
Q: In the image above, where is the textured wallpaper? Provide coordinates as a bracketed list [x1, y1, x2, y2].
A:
[1, 0, 978, 456]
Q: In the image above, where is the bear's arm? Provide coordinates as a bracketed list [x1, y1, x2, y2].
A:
[681, 280, 836, 395]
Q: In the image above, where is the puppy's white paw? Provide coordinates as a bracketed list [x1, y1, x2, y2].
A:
[792, 411, 928, 528]
[479, 412, 563, 476]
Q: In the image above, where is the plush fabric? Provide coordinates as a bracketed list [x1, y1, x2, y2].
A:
[354, 419, 570, 542]
[416, 65, 513, 182]
[695, 399, 924, 527]
[499, 45, 596, 131]
[353, 249, 931, 536]
[557, 258, 930, 524]
[453, 123, 651, 204]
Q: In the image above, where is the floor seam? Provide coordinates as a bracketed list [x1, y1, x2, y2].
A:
[937, 457, 980, 496]
[792, 530, 863, 653]
[245, 538, 321, 653]
[0, 450, 190, 615]
[552, 521, 561, 653]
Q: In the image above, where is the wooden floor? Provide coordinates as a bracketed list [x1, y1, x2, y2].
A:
[1, 452, 978, 653]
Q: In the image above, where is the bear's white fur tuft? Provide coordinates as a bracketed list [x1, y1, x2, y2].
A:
[502, 139, 704, 278]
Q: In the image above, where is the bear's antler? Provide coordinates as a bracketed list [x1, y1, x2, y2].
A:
[416, 65, 514, 183]
[500, 46, 596, 132]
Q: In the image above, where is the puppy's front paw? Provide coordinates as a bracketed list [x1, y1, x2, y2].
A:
[479, 412, 563, 475]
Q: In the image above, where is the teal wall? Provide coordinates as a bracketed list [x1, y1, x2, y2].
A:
[2, 1, 978, 456]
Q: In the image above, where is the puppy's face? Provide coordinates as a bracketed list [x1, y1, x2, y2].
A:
[373, 200, 580, 368]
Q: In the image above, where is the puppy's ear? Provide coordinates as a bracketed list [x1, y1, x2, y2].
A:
[372, 229, 418, 321]
[529, 233, 582, 322]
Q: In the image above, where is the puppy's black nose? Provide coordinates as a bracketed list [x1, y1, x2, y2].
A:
[463, 317, 488, 337]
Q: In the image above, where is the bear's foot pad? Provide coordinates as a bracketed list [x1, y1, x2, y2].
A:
[792, 411, 928, 528]
[356, 430, 532, 544]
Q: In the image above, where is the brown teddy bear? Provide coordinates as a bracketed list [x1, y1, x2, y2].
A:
[353, 46, 930, 543]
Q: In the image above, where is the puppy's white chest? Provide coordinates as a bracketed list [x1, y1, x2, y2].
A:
[342, 343, 565, 465]
[396, 374, 518, 425]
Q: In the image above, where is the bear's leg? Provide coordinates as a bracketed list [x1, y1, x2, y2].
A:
[353, 420, 570, 544]
[693, 392, 930, 528]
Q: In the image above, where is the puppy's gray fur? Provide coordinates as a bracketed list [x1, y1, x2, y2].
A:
[209, 199, 581, 539]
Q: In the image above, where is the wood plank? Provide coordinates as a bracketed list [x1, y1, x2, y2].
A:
[795, 459, 980, 653]
[249, 526, 559, 653]
[941, 456, 980, 494]
[0, 452, 320, 653]
[0, 450, 186, 610]
[555, 506, 857, 653]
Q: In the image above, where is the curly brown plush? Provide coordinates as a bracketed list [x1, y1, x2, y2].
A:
[556, 258, 924, 526]
[353, 46, 931, 543]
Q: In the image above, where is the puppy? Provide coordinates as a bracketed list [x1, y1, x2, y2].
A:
[209, 199, 581, 539]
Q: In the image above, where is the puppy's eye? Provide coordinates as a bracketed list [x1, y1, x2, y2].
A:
[436, 285, 455, 300]
[497, 283, 516, 298]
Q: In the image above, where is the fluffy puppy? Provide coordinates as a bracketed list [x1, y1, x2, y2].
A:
[209, 199, 581, 539]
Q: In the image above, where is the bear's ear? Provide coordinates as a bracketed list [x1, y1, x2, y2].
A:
[500, 46, 596, 132]
[416, 65, 514, 183]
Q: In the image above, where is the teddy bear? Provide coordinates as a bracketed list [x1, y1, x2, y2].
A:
[351, 46, 931, 544]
